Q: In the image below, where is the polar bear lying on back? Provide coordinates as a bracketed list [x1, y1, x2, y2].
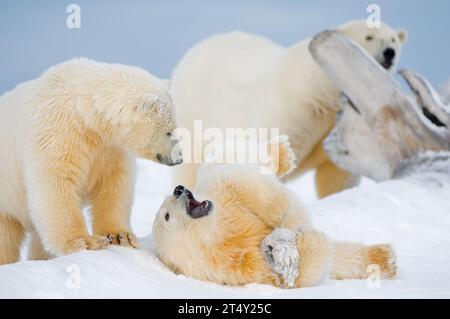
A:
[171, 20, 407, 198]
[153, 139, 396, 288]
[0, 58, 182, 264]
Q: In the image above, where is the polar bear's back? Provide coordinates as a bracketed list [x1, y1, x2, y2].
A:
[173, 31, 283, 86]
[0, 79, 38, 147]
[171, 31, 285, 129]
[0, 80, 38, 221]
[0, 79, 37, 113]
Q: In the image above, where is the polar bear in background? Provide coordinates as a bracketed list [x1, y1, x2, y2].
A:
[171, 20, 407, 197]
[153, 138, 397, 287]
[0, 58, 183, 264]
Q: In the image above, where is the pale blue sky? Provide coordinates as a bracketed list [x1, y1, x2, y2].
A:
[0, 0, 449, 93]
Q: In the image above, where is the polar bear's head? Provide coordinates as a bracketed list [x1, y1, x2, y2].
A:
[115, 89, 183, 166]
[52, 58, 183, 166]
[337, 20, 407, 71]
[153, 184, 276, 284]
[75, 61, 183, 166]
[152, 185, 217, 273]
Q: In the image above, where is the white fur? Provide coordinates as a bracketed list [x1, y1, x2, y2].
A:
[0, 58, 181, 260]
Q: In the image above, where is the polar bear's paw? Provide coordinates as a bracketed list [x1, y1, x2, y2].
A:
[261, 228, 300, 288]
[66, 235, 111, 253]
[268, 136, 297, 178]
[107, 232, 139, 248]
[367, 244, 397, 279]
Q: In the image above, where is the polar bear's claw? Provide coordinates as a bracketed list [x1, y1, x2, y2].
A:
[108, 232, 139, 248]
[66, 235, 111, 253]
[268, 136, 297, 178]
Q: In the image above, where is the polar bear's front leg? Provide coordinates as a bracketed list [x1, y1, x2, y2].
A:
[90, 154, 138, 248]
[262, 229, 331, 288]
[315, 159, 361, 199]
[27, 231, 50, 261]
[27, 172, 110, 256]
[295, 230, 331, 288]
[266, 136, 297, 179]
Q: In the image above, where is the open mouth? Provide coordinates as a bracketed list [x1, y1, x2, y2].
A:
[157, 154, 183, 166]
[173, 185, 213, 219]
[380, 60, 393, 70]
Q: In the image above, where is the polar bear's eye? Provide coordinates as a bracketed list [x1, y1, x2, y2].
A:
[166, 132, 172, 137]
[366, 35, 373, 41]
[165, 212, 170, 221]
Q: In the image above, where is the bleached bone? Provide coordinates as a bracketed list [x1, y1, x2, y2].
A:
[310, 30, 450, 181]
[400, 69, 450, 128]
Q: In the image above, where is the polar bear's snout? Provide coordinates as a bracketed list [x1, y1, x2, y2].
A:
[171, 141, 184, 164]
[157, 153, 183, 166]
[157, 142, 183, 166]
[173, 185, 186, 198]
[155, 135, 183, 166]
[381, 47, 396, 69]
[173, 186, 213, 219]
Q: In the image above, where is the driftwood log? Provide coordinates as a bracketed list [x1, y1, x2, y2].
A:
[309, 30, 450, 181]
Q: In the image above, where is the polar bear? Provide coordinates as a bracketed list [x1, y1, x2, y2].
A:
[0, 58, 183, 264]
[171, 20, 407, 197]
[153, 139, 397, 288]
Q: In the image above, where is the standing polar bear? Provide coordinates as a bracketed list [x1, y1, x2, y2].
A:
[0, 58, 182, 264]
[153, 139, 397, 288]
[171, 20, 407, 197]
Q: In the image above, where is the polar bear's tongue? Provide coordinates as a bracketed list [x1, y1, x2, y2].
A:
[186, 196, 212, 219]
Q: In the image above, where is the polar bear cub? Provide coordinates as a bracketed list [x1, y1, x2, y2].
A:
[153, 138, 396, 288]
[171, 20, 407, 198]
[0, 58, 182, 264]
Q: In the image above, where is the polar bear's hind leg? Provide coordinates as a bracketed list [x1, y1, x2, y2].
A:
[331, 242, 397, 280]
[0, 214, 25, 265]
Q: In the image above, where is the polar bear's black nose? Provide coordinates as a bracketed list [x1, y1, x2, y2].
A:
[173, 185, 185, 198]
[183, 189, 194, 199]
[383, 48, 396, 62]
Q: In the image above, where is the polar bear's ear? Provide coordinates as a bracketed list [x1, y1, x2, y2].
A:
[141, 93, 167, 114]
[397, 29, 408, 44]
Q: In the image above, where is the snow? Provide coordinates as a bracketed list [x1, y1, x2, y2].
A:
[1, 159, 450, 299]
